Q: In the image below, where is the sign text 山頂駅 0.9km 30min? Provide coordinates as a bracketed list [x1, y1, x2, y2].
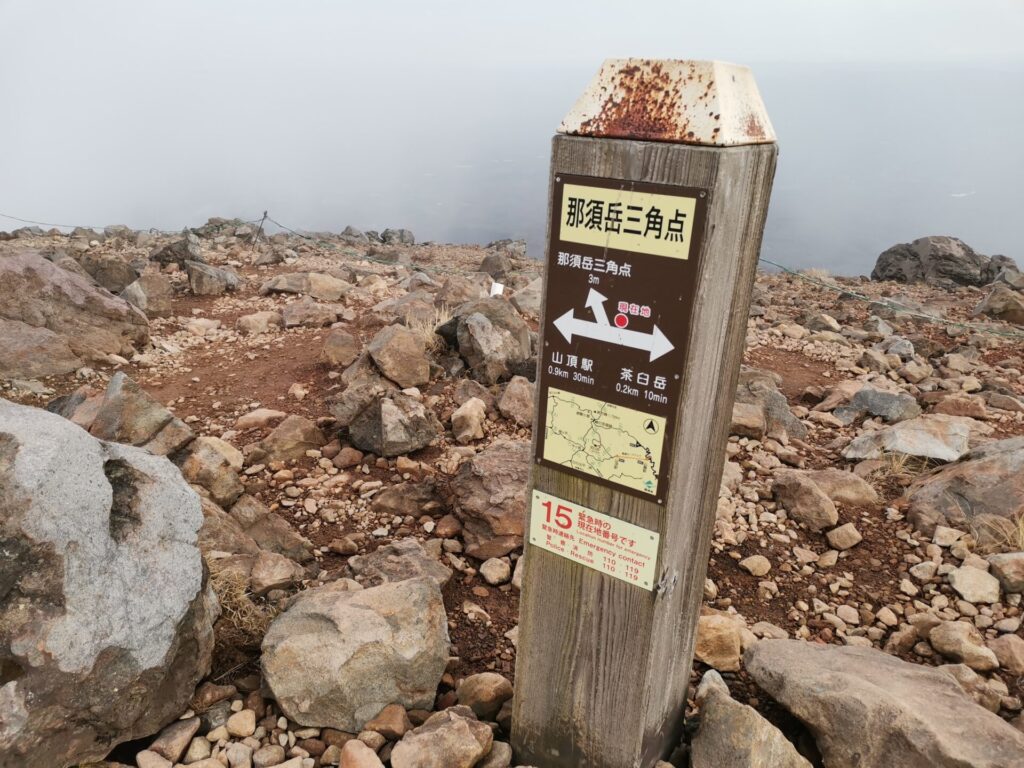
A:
[536, 173, 708, 503]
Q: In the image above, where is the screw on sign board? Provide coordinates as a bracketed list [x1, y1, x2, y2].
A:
[513, 59, 778, 768]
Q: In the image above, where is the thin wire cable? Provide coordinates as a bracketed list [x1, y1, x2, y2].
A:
[0, 210, 266, 234]
[0, 211, 105, 230]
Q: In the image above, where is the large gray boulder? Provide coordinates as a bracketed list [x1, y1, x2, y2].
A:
[842, 414, 974, 463]
[261, 578, 449, 733]
[871, 236, 991, 288]
[974, 283, 1024, 325]
[981, 254, 1022, 285]
[390, 707, 493, 768]
[691, 671, 810, 768]
[260, 272, 351, 302]
[347, 539, 452, 587]
[381, 227, 415, 245]
[903, 436, 1024, 535]
[247, 414, 326, 465]
[120, 272, 174, 318]
[78, 251, 139, 293]
[745, 640, 1024, 768]
[328, 355, 399, 428]
[47, 373, 195, 456]
[185, 261, 241, 296]
[0, 250, 149, 379]
[441, 298, 532, 385]
[735, 368, 807, 442]
[833, 386, 922, 424]
[0, 400, 216, 768]
[367, 324, 430, 389]
[349, 394, 442, 457]
[150, 232, 203, 267]
[451, 439, 530, 558]
[434, 273, 493, 307]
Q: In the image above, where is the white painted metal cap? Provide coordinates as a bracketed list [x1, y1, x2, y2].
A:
[559, 59, 776, 146]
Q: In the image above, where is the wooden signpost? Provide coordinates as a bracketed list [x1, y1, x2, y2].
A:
[512, 59, 778, 767]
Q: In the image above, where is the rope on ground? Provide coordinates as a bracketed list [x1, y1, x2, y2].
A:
[758, 256, 1024, 342]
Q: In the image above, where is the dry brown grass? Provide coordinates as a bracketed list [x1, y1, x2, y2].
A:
[882, 451, 939, 478]
[208, 565, 277, 650]
[406, 305, 453, 354]
[970, 514, 1024, 555]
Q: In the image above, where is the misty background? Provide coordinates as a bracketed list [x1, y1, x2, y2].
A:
[1, 0, 1022, 274]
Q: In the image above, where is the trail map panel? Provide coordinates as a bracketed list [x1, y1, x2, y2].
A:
[536, 174, 708, 502]
[543, 387, 665, 496]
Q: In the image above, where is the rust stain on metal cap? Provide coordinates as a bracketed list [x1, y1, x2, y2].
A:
[559, 59, 776, 147]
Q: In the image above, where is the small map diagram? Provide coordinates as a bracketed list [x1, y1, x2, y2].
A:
[543, 387, 665, 495]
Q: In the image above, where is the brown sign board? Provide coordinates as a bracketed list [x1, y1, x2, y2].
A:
[535, 173, 709, 503]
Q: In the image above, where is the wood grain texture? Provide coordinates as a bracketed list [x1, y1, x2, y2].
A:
[512, 134, 777, 768]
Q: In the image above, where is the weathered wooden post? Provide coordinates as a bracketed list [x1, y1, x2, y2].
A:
[512, 59, 778, 767]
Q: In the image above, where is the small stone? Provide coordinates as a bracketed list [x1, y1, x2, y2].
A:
[773, 472, 838, 532]
[496, 375, 534, 427]
[826, 523, 863, 551]
[694, 613, 743, 672]
[817, 550, 839, 568]
[457, 672, 514, 720]
[322, 328, 362, 368]
[929, 621, 999, 672]
[899, 579, 919, 596]
[364, 703, 412, 739]
[948, 566, 1001, 605]
[988, 634, 1024, 675]
[183, 737, 212, 764]
[731, 402, 766, 439]
[225, 742, 254, 768]
[836, 605, 860, 625]
[136, 750, 172, 768]
[253, 744, 287, 768]
[340, 740, 385, 768]
[367, 324, 430, 388]
[250, 550, 304, 595]
[477, 740, 514, 768]
[988, 552, 1024, 593]
[358, 730, 387, 750]
[148, 716, 200, 762]
[191, 682, 238, 711]
[739, 555, 771, 577]
[876, 607, 898, 627]
[452, 397, 487, 444]
[479, 558, 511, 586]
[333, 446, 365, 469]
[933, 525, 964, 547]
[227, 709, 257, 738]
[910, 561, 939, 582]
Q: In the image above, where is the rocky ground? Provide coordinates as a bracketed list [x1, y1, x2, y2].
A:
[2, 224, 1024, 768]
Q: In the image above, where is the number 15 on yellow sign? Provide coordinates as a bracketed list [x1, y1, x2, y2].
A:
[529, 490, 660, 590]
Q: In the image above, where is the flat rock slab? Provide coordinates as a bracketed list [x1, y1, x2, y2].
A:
[745, 639, 1024, 768]
[843, 414, 976, 463]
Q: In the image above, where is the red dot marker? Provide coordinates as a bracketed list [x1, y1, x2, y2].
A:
[614, 313, 629, 328]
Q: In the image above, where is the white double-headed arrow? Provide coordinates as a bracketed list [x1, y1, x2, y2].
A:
[554, 288, 675, 362]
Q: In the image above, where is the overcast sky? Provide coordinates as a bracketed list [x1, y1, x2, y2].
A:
[1, 1, 1022, 271]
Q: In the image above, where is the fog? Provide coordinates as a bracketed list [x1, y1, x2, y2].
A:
[1, 0, 1022, 273]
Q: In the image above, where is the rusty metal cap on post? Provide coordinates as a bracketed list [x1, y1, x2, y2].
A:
[559, 58, 776, 147]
